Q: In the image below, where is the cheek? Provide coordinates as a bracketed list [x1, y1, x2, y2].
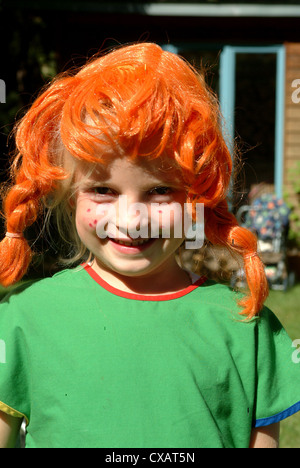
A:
[151, 204, 183, 229]
[77, 204, 114, 235]
[76, 205, 98, 232]
[170, 204, 184, 227]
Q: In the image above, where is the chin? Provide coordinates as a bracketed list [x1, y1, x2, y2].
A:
[96, 258, 161, 278]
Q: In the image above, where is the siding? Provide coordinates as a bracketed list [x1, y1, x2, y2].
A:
[284, 43, 300, 186]
[284, 43, 300, 245]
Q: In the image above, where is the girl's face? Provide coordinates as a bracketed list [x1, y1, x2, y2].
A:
[74, 150, 188, 286]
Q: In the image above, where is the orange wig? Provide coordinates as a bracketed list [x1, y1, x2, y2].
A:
[0, 42, 268, 317]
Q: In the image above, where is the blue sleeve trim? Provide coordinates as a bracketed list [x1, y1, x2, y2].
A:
[254, 401, 300, 428]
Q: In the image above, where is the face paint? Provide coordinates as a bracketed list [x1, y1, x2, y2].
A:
[75, 155, 197, 282]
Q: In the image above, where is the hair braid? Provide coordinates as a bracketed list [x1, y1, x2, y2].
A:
[0, 76, 75, 286]
[205, 201, 269, 319]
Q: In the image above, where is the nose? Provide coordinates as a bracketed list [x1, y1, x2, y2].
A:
[116, 195, 150, 239]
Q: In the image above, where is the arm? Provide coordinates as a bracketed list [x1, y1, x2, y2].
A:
[0, 411, 22, 448]
[249, 422, 280, 448]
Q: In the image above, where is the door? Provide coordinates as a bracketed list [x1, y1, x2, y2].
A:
[219, 45, 286, 201]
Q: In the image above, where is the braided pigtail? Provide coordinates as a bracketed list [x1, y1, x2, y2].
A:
[0, 76, 77, 287]
[205, 200, 269, 319]
[0, 172, 41, 286]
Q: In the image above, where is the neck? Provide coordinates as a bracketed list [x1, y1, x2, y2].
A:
[90, 259, 191, 295]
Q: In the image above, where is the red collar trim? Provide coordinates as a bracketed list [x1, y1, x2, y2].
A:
[82, 263, 207, 301]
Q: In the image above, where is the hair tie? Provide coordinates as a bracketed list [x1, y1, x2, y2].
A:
[244, 252, 258, 260]
[5, 232, 23, 239]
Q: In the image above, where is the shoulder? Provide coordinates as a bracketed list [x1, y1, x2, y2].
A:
[0, 267, 86, 313]
[193, 278, 241, 300]
[190, 279, 245, 317]
[192, 279, 281, 325]
[187, 280, 287, 348]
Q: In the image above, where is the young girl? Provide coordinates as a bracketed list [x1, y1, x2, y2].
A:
[0, 42, 299, 448]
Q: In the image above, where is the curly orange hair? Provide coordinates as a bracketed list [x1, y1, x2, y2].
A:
[0, 42, 268, 317]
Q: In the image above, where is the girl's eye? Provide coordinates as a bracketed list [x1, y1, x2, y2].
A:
[93, 187, 114, 195]
[149, 186, 172, 196]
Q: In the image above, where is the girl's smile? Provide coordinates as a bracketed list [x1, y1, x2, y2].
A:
[107, 237, 155, 253]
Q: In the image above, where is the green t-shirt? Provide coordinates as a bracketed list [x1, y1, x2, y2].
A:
[0, 264, 299, 448]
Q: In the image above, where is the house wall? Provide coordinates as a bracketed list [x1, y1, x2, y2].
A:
[284, 43, 300, 187]
[284, 42, 300, 247]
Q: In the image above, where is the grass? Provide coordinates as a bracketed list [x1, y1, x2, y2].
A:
[266, 284, 300, 340]
[265, 284, 300, 448]
[0, 280, 299, 448]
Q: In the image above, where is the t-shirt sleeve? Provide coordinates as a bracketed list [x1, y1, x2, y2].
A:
[0, 292, 30, 424]
[254, 306, 300, 427]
